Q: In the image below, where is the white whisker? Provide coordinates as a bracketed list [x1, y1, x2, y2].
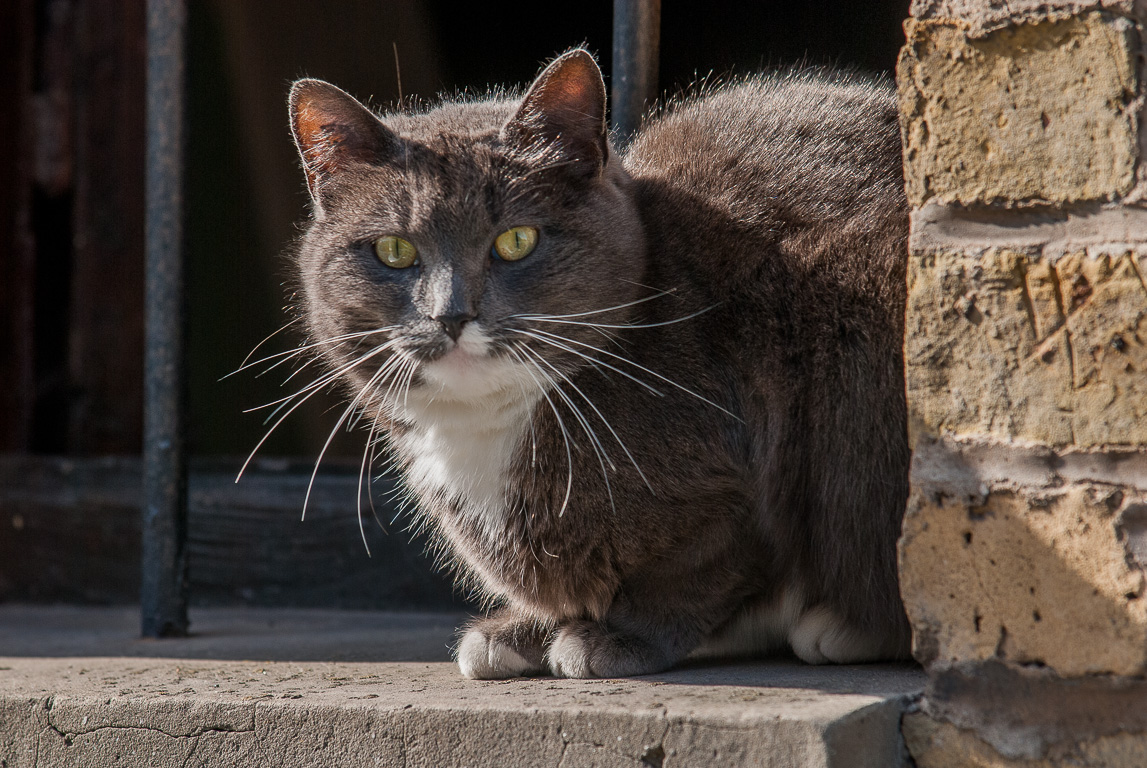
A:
[521, 344, 653, 496]
[512, 329, 664, 398]
[518, 344, 617, 513]
[509, 344, 574, 516]
[247, 338, 402, 416]
[400, 354, 419, 409]
[364, 412, 390, 528]
[508, 291, 675, 322]
[301, 348, 409, 520]
[231, 318, 300, 373]
[224, 325, 396, 380]
[236, 340, 397, 483]
[523, 304, 719, 330]
[356, 401, 395, 555]
[243, 337, 400, 416]
[526, 327, 742, 421]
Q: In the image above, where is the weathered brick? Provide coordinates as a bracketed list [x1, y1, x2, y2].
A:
[1060, 251, 1147, 443]
[898, 14, 1138, 207]
[910, 0, 1140, 31]
[899, 480, 1147, 676]
[905, 248, 1147, 447]
[898, 0, 1147, 755]
[903, 712, 1147, 768]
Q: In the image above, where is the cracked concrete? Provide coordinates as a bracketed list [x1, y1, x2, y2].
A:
[0, 606, 924, 767]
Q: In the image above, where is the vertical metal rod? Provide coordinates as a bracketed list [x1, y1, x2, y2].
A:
[611, 0, 661, 140]
[141, 0, 188, 638]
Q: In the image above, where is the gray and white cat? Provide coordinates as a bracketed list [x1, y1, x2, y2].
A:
[285, 49, 911, 678]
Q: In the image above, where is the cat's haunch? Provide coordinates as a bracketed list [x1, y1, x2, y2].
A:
[283, 48, 911, 678]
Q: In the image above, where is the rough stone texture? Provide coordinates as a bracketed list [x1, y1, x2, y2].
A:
[920, 660, 1147, 759]
[905, 248, 1147, 448]
[909, 0, 1146, 33]
[899, 0, 1147, 760]
[908, 435, 1147, 494]
[903, 712, 1147, 767]
[898, 14, 1139, 207]
[901, 481, 1147, 674]
[0, 606, 925, 768]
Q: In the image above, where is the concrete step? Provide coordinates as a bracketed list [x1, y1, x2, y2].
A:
[0, 606, 925, 767]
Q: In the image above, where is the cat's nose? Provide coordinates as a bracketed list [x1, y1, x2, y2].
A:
[434, 313, 473, 342]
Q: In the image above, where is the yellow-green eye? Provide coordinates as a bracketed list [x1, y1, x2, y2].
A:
[373, 236, 418, 268]
[492, 226, 538, 262]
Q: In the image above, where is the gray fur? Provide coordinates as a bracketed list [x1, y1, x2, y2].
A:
[285, 50, 911, 678]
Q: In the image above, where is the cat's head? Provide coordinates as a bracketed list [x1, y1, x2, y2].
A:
[289, 50, 646, 407]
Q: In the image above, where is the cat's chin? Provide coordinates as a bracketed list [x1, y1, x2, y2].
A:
[415, 332, 535, 403]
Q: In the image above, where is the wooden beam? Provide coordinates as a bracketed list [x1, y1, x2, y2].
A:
[0, 456, 464, 611]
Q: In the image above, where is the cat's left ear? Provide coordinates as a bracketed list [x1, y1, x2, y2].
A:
[289, 79, 401, 209]
[502, 49, 608, 174]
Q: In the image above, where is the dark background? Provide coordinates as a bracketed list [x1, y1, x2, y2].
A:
[0, 0, 907, 607]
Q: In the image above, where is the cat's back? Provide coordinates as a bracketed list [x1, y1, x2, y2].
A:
[623, 70, 905, 236]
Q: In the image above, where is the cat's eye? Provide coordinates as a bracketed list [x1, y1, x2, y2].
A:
[374, 236, 418, 268]
[492, 226, 538, 262]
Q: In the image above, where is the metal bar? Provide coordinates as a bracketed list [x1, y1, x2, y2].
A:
[141, 0, 188, 638]
[610, 0, 661, 140]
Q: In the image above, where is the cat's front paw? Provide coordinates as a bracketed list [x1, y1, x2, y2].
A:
[455, 616, 548, 679]
[546, 621, 672, 678]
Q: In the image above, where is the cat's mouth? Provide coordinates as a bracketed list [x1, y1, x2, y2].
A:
[413, 321, 492, 364]
[410, 323, 532, 402]
[426, 344, 487, 375]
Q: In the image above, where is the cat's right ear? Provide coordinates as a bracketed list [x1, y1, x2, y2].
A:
[502, 49, 608, 175]
[289, 79, 399, 210]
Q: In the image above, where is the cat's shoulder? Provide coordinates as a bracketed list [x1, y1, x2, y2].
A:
[621, 68, 904, 229]
[648, 68, 895, 129]
[624, 68, 899, 167]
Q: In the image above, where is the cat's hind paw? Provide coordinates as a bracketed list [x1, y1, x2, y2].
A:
[789, 606, 897, 664]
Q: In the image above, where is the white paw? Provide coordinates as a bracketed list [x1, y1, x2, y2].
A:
[789, 606, 888, 664]
[456, 628, 536, 679]
[546, 628, 594, 678]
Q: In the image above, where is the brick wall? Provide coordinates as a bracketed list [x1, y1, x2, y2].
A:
[896, 2, 1147, 765]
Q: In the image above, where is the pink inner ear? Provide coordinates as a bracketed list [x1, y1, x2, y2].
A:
[291, 81, 395, 195]
[292, 92, 350, 188]
[538, 53, 604, 120]
[551, 77, 595, 116]
[506, 51, 607, 165]
[294, 102, 332, 154]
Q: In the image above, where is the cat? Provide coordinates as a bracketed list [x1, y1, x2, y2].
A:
[284, 48, 911, 678]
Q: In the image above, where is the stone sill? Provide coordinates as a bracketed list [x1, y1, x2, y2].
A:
[0, 606, 924, 767]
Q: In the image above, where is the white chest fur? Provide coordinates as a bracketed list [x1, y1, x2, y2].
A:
[388, 324, 542, 542]
[394, 392, 536, 538]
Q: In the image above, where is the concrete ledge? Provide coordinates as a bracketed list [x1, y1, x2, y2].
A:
[0, 607, 924, 767]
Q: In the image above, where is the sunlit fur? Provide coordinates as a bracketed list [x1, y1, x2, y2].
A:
[272, 49, 913, 678]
